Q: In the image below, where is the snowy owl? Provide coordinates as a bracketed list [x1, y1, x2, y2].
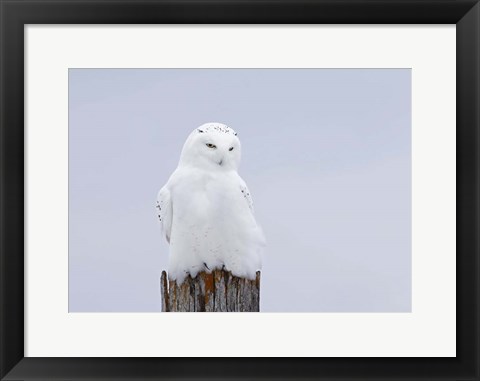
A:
[156, 122, 265, 284]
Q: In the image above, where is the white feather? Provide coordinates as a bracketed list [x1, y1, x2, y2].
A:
[156, 122, 265, 283]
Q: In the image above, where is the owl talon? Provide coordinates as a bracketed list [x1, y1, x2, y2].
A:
[203, 262, 210, 270]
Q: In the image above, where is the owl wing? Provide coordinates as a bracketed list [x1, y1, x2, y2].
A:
[239, 180, 254, 213]
[156, 186, 173, 243]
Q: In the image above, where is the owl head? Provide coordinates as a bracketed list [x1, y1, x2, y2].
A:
[179, 122, 241, 170]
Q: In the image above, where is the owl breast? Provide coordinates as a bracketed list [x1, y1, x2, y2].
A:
[167, 168, 260, 280]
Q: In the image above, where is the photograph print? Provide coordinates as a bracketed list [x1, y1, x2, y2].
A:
[68, 68, 411, 312]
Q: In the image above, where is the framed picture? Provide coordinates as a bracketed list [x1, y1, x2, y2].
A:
[0, 0, 478, 380]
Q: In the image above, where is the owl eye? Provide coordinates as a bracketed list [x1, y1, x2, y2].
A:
[206, 143, 217, 149]
[229, 147, 234, 151]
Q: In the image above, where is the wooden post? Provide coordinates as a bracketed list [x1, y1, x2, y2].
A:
[160, 269, 260, 312]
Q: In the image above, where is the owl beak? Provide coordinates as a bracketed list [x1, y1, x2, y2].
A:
[218, 159, 223, 166]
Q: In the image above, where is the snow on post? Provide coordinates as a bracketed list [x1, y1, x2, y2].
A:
[160, 270, 260, 312]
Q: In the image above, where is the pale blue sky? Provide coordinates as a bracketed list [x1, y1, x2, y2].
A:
[69, 68, 411, 312]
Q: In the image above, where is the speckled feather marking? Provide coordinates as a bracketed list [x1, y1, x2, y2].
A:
[157, 187, 172, 243]
[156, 200, 162, 221]
[197, 123, 238, 136]
[240, 185, 254, 212]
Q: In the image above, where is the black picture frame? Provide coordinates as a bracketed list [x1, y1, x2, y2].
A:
[1, 1, 479, 380]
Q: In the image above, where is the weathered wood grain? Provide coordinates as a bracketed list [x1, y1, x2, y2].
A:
[161, 270, 260, 312]
[202, 272, 215, 312]
[160, 271, 168, 312]
[214, 270, 226, 312]
[168, 279, 177, 312]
